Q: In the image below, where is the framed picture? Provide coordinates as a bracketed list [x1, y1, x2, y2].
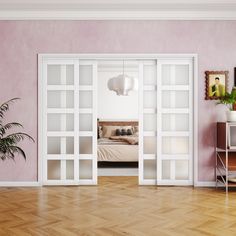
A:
[205, 71, 229, 100]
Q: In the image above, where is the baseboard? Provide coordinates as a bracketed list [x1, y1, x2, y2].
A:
[98, 168, 138, 176]
[0, 181, 41, 187]
[194, 181, 216, 187]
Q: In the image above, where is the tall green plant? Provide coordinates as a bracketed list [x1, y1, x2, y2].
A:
[217, 91, 236, 111]
[0, 98, 34, 161]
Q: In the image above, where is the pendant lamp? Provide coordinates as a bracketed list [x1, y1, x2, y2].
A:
[107, 61, 138, 96]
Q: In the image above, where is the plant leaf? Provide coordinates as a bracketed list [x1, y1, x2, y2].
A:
[0, 122, 23, 138]
[0, 98, 20, 120]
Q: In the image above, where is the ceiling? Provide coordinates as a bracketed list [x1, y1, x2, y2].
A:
[0, 0, 236, 20]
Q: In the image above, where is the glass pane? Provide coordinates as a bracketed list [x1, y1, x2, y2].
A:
[66, 137, 74, 154]
[79, 91, 93, 108]
[47, 91, 74, 108]
[175, 160, 189, 180]
[79, 160, 93, 179]
[176, 65, 189, 85]
[79, 65, 93, 85]
[162, 91, 189, 109]
[143, 64, 157, 85]
[162, 137, 189, 154]
[47, 65, 61, 85]
[144, 136, 156, 154]
[66, 160, 74, 180]
[79, 137, 92, 154]
[47, 65, 74, 85]
[162, 114, 189, 132]
[162, 160, 171, 180]
[47, 160, 60, 180]
[79, 114, 93, 131]
[66, 65, 74, 85]
[47, 137, 60, 154]
[47, 114, 74, 131]
[162, 65, 172, 85]
[144, 91, 156, 108]
[144, 160, 156, 179]
[162, 65, 189, 85]
[144, 114, 156, 131]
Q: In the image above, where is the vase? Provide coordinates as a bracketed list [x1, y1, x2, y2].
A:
[227, 110, 236, 122]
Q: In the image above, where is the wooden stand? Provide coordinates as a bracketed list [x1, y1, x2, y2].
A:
[216, 122, 236, 192]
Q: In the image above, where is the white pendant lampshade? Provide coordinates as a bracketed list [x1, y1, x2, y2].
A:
[107, 61, 138, 96]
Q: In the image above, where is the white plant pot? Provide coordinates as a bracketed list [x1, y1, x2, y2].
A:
[227, 110, 236, 122]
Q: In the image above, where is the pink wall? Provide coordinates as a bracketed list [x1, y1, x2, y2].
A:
[0, 21, 236, 182]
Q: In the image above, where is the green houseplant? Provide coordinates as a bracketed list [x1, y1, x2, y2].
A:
[0, 98, 34, 160]
[217, 89, 236, 122]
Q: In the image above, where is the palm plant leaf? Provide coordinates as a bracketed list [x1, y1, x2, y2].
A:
[0, 98, 34, 161]
[0, 98, 19, 120]
[3, 132, 34, 142]
[0, 122, 23, 138]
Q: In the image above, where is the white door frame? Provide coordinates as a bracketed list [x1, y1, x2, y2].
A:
[38, 53, 198, 186]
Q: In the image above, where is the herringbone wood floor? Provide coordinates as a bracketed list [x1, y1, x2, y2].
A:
[0, 177, 235, 236]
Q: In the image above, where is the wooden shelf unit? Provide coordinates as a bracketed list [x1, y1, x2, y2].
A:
[216, 122, 236, 192]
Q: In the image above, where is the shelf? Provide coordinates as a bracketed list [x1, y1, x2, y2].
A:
[217, 148, 236, 152]
[217, 176, 236, 187]
[217, 152, 236, 171]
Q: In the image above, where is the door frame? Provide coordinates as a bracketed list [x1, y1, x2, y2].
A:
[38, 53, 198, 186]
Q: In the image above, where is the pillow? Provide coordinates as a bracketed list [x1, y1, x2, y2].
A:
[116, 129, 122, 136]
[132, 126, 139, 134]
[102, 126, 120, 138]
[127, 129, 132, 135]
[98, 126, 103, 139]
[121, 129, 127, 136]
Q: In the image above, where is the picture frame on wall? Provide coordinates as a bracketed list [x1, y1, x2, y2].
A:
[205, 71, 229, 100]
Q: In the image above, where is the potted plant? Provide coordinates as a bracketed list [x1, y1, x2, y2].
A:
[217, 90, 236, 122]
[0, 98, 34, 160]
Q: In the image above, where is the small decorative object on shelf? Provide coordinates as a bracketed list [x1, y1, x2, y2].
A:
[216, 122, 236, 192]
[216, 68, 236, 122]
[217, 90, 236, 122]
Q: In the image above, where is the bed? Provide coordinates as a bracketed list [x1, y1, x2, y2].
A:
[97, 121, 139, 167]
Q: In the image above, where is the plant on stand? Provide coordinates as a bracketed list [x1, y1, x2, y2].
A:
[217, 90, 236, 122]
[0, 98, 34, 160]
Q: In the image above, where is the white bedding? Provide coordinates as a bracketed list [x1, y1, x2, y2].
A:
[97, 138, 138, 162]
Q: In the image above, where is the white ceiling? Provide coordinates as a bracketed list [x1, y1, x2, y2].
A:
[0, 0, 236, 20]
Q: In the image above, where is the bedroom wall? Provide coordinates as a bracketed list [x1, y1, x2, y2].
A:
[0, 21, 236, 182]
[97, 66, 139, 120]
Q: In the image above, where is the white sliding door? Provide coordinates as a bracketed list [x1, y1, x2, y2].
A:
[78, 61, 97, 185]
[139, 60, 157, 185]
[139, 58, 193, 185]
[157, 59, 193, 185]
[42, 59, 97, 185]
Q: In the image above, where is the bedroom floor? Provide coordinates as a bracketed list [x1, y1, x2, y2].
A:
[0, 177, 235, 236]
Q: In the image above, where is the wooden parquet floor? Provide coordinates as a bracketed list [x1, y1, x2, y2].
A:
[0, 177, 236, 236]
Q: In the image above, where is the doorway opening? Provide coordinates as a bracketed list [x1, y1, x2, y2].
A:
[97, 60, 139, 182]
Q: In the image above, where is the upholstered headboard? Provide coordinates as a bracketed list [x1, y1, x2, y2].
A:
[98, 120, 138, 127]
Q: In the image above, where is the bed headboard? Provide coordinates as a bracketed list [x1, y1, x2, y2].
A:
[98, 120, 138, 127]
